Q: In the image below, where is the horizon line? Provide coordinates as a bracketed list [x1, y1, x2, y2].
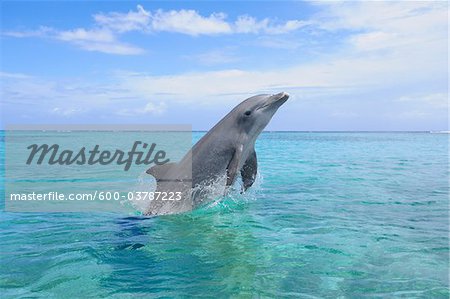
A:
[0, 129, 448, 133]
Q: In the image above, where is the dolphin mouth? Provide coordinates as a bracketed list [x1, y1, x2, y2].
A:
[271, 92, 289, 103]
[258, 92, 290, 110]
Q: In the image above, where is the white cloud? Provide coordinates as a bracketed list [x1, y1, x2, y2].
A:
[151, 9, 231, 35]
[315, 1, 447, 53]
[54, 28, 144, 55]
[3, 2, 445, 58]
[142, 102, 167, 114]
[106, 1, 446, 110]
[1, 2, 447, 128]
[2, 5, 308, 54]
[3, 26, 53, 38]
[117, 101, 167, 116]
[113, 47, 445, 104]
[3, 1, 447, 96]
[94, 4, 150, 33]
[57, 28, 115, 43]
[263, 20, 310, 34]
[349, 31, 399, 51]
[78, 42, 144, 55]
[314, 1, 446, 31]
[134, 7, 307, 36]
[234, 15, 269, 34]
[4, 26, 144, 55]
[113, 61, 370, 105]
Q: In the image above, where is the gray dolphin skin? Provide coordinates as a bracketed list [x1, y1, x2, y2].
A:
[145, 92, 289, 215]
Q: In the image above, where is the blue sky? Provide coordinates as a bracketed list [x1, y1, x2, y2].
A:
[0, 1, 448, 130]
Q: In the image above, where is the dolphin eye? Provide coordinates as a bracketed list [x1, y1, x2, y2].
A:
[244, 111, 252, 116]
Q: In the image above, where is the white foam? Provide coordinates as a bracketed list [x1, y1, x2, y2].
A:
[128, 171, 264, 214]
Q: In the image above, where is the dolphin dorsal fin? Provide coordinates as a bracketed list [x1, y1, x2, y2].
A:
[146, 163, 176, 181]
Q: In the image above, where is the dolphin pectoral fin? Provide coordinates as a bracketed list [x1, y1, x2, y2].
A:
[226, 146, 243, 187]
[240, 149, 257, 192]
[146, 162, 176, 180]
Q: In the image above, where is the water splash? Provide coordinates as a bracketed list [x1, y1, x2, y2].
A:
[128, 171, 264, 215]
[122, 171, 157, 214]
[200, 172, 264, 211]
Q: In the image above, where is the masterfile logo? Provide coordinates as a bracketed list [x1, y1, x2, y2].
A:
[4, 124, 192, 212]
[25, 141, 170, 171]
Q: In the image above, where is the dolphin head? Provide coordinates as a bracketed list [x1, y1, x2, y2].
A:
[233, 92, 289, 137]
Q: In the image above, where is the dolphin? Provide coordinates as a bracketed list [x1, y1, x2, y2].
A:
[145, 92, 289, 215]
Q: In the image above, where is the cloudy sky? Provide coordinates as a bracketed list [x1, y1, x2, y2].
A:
[0, 1, 448, 130]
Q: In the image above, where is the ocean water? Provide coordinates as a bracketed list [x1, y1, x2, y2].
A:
[0, 132, 448, 298]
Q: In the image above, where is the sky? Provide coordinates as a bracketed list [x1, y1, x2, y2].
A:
[0, 1, 448, 131]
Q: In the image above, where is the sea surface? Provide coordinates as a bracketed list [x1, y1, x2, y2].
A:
[0, 132, 449, 298]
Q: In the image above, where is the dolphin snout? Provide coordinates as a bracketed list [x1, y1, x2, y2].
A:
[269, 92, 289, 106]
[273, 92, 289, 99]
[273, 92, 289, 101]
[258, 92, 289, 110]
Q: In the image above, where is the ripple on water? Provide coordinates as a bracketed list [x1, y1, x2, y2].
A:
[0, 132, 448, 297]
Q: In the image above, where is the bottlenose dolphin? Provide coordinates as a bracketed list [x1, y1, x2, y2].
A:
[145, 92, 289, 215]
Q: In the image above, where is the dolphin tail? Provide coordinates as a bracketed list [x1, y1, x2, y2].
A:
[145, 162, 193, 215]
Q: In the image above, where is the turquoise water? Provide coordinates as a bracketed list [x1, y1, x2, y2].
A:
[0, 132, 449, 298]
